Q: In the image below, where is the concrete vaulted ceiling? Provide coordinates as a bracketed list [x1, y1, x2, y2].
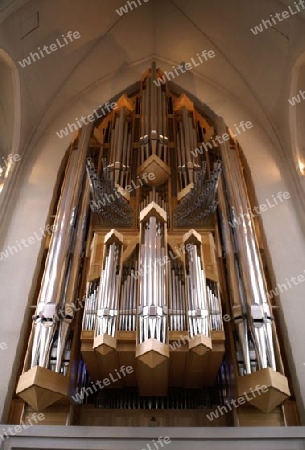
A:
[0, 0, 304, 166]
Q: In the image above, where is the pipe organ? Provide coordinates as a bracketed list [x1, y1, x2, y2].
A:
[14, 63, 296, 427]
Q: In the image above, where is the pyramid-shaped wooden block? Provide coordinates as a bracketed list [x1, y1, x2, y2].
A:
[136, 339, 169, 369]
[138, 155, 170, 187]
[94, 334, 117, 356]
[116, 93, 134, 111]
[173, 93, 194, 111]
[139, 201, 167, 223]
[189, 334, 212, 356]
[237, 368, 290, 413]
[16, 366, 69, 411]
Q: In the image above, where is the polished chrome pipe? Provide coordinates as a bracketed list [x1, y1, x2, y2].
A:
[29, 124, 93, 370]
[216, 117, 277, 373]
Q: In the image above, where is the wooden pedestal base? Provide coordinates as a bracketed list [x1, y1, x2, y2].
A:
[184, 334, 212, 388]
[94, 334, 122, 386]
[237, 368, 291, 413]
[16, 366, 69, 411]
[136, 339, 169, 396]
[168, 331, 225, 388]
[203, 330, 226, 385]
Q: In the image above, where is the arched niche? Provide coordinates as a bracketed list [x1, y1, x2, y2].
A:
[1, 60, 305, 424]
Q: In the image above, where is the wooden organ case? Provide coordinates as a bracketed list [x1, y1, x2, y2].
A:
[12, 64, 299, 428]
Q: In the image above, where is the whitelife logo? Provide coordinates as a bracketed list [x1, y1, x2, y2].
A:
[191, 121, 253, 158]
[90, 172, 155, 211]
[18, 31, 81, 68]
[56, 101, 117, 139]
[153, 50, 215, 87]
[268, 268, 305, 300]
[0, 224, 56, 261]
[0, 412, 45, 442]
[72, 365, 134, 403]
[141, 436, 171, 450]
[288, 89, 305, 106]
[250, 1, 305, 35]
[131, 242, 193, 280]
[228, 191, 291, 228]
[206, 385, 268, 421]
[0, 153, 21, 175]
[116, 0, 149, 16]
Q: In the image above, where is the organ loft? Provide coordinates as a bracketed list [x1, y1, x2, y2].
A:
[10, 63, 299, 427]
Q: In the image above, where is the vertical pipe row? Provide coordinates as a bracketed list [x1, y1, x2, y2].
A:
[119, 255, 138, 331]
[95, 241, 122, 337]
[82, 280, 99, 331]
[168, 262, 187, 331]
[138, 216, 167, 344]
[206, 280, 224, 332]
[185, 243, 210, 339]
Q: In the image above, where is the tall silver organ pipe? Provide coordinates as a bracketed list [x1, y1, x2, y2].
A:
[176, 107, 199, 190]
[55, 177, 91, 373]
[95, 232, 123, 338]
[28, 124, 93, 371]
[140, 63, 169, 165]
[217, 175, 251, 374]
[206, 280, 224, 332]
[138, 214, 168, 344]
[109, 106, 132, 188]
[185, 239, 210, 339]
[82, 280, 99, 332]
[119, 254, 138, 332]
[215, 117, 277, 374]
[168, 260, 187, 332]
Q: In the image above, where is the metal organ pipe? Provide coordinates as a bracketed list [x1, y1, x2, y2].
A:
[168, 261, 187, 332]
[215, 117, 277, 374]
[119, 255, 138, 332]
[82, 280, 99, 332]
[55, 177, 91, 372]
[206, 280, 224, 332]
[140, 66, 169, 164]
[185, 241, 210, 339]
[151, 63, 157, 132]
[138, 214, 168, 344]
[95, 235, 123, 338]
[217, 170, 252, 374]
[28, 124, 93, 371]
